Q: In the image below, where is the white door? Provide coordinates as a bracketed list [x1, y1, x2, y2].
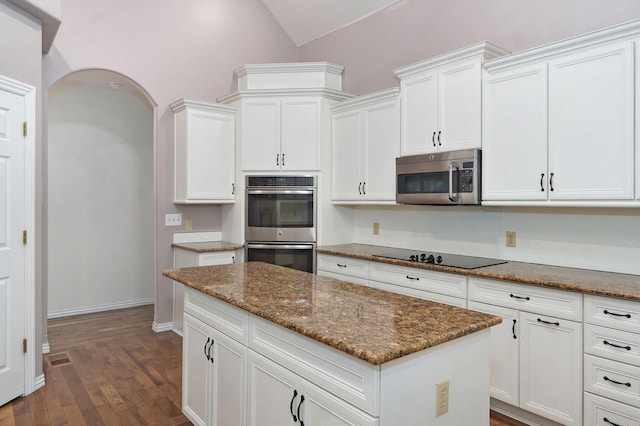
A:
[331, 109, 362, 201]
[280, 98, 321, 171]
[0, 86, 26, 406]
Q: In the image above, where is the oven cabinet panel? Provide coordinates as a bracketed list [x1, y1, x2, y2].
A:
[468, 301, 520, 406]
[183, 313, 247, 426]
[170, 99, 236, 204]
[547, 41, 634, 201]
[331, 88, 399, 204]
[241, 97, 321, 172]
[482, 63, 548, 201]
[247, 351, 378, 426]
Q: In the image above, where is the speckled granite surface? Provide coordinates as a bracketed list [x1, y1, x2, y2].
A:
[317, 243, 640, 301]
[163, 262, 501, 365]
[172, 241, 243, 253]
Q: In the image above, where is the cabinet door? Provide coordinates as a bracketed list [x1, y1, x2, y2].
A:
[242, 99, 281, 171]
[362, 99, 399, 202]
[400, 72, 438, 156]
[182, 314, 213, 426]
[247, 351, 299, 426]
[300, 379, 378, 426]
[519, 312, 583, 425]
[331, 109, 363, 201]
[211, 330, 246, 426]
[438, 59, 482, 151]
[468, 302, 520, 405]
[482, 63, 548, 201]
[548, 41, 634, 200]
[281, 98, 321, 171]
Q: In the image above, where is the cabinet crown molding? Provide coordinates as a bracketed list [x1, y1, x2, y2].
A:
[217, 88, 354, 104]
[393, 41, 509, 79]
[169, 98, 236, 114]
[485, 18, 640, 72]
[233, 62, 345, 91]
[330, 87, 399, 113]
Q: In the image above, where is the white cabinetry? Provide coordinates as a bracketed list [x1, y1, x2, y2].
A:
[331, 88, 399, 203]
[483, 27, 637, 206]
[394, 42, 508, 156]
[170, 99, 236, 204]
[182, 288, 248, 426]
[584, 295, 640, 424]
[468, 277, 583, 425]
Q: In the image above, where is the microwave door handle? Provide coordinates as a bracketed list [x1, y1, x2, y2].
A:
[448, 162, 460, 203]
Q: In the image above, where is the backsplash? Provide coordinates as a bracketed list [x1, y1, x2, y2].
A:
[350, 205, 640, 275]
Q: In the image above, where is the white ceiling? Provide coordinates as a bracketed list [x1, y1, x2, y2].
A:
[261, 0, 401, 46]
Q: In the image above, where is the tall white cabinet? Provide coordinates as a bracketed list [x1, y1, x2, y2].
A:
[170, 99, 236, 203]
[393, 42, 508, 156]
[483, 22, 640, 206]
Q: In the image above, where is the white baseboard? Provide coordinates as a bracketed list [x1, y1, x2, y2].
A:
[153, 321, 174, 333]
[491, 399, 561, 426]
[42, 341, 50, 354]
[34, 374, 45, 391]
[47, 298, 154, 319]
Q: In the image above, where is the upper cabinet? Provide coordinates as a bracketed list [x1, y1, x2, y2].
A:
[483, 20, 640, 206]
[218, 62, 353, 173]
[170, 99, 236, 204]
[331, 88, 400, 204]
[394, 42, 509, 156]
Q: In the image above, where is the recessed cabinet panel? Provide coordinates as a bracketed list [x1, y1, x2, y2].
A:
[482, 63, 548, 201]
[242, 99, 281, 171]
[548, 41, 634, 200]
[331, 110, 362, 201]
[400, 73, 437, 156]
[281, 98, 321, 171]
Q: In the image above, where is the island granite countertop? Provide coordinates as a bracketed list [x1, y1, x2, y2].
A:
[316, 243, 640, 302]
[162, 261, 501, 365]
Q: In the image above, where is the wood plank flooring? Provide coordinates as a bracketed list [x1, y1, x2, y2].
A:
[0, 305, 527, 425]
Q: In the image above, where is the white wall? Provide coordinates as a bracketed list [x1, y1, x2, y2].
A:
[47, 82, 154, 316]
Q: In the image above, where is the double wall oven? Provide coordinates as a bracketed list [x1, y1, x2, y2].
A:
[245, 175, 317, 273]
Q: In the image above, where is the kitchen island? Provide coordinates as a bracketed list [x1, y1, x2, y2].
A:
[163, 261, 501, 426]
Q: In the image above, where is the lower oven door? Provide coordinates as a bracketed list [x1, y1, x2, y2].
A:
[245, 243, 316, 273]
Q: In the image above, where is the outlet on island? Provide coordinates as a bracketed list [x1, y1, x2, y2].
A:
[373, 222, 380, 235]
[435, 380, 449, 416]
[506, 231, 517, 247]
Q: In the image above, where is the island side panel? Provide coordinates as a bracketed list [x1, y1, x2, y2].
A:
[379, 328, 491, 425]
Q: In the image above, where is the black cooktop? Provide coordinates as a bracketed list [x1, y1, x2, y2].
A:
[373, 249, 507, 270]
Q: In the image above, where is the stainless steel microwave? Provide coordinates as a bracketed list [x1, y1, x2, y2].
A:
[396, 149, 481, 205]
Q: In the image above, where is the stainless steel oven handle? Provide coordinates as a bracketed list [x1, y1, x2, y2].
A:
[246, 244, 314, 250]
[448, 162, 460, 202]
[247, 189, 314, 195]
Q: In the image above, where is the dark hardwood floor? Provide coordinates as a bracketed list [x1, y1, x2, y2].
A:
[0, 305, 527, 425]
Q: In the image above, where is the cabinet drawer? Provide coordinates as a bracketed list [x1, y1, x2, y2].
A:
[368, 262, 467, 299]
[199, 251, 235, 266]
[318, 270, 369, 286]
[468, 277, 582, 321]
[585, 392, 640, 426]
[586, 295, 640, 334]
[585, 324, 640, 367]
[317, 254, 369, 279]
[368, 279, 466, 308]
[184, 287, 249, 345]
[585, 354, 640, 407]
[248, 315, 378, 416]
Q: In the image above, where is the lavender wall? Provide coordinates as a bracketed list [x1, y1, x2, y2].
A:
[299, 0, 640, 94]
[43, 0, 298, 327]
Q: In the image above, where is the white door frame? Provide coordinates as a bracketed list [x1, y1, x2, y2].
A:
[0, 74, 37, 395]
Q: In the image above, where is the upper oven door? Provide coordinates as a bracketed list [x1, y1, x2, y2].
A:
[246, 189, 316, 241]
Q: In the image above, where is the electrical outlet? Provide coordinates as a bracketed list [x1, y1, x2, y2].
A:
[165, 213, 182, 227]
[506, 231, 517, 247]
[435, 380, 449, 417]
[373, 222, 380, 235]
[185, 220, 193, 231]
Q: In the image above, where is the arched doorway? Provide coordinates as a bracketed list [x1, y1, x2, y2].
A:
[46, 69, 155, 319]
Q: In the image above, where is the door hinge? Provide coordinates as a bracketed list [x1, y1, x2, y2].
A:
[22, 122, 27, 137]
[23, 230, 27, 245]
[23, 338, 27, 354]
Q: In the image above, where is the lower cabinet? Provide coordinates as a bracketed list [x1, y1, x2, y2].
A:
[182, 313, 247, 426]
[247, 351, 377, 426]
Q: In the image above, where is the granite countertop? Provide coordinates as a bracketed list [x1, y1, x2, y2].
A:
[172, 241, 244, 253]
[316, 243, 640, 301]
[162, 262, 501, 365]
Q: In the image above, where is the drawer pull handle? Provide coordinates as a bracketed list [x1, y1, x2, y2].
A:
[290, 390, 298, 422]
[604, 376, 631, 387]
[406, 275, 420, 281]
[512, 319, 517, 339]
[537, 318, 560, 326]
[604, 309, 631, 319]
[509, 294, 530, 301]
[604, 417, 621, 426]
[336, 263, 347, 268]
[603, 340, 631, 351]
[297, 395, 305, 426]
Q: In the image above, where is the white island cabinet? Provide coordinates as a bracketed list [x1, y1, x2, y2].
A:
[165, 263, 499, 426]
